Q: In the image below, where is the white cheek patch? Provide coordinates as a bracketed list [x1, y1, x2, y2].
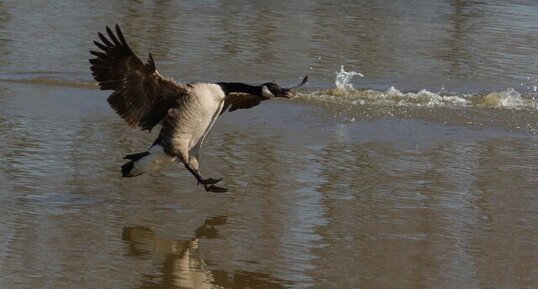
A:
[261, 86, 276, 98]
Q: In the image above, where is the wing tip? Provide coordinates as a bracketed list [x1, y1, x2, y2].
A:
[147, 53, 156, 71]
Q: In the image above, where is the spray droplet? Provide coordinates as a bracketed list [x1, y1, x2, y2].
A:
[335, 65, 363, 91]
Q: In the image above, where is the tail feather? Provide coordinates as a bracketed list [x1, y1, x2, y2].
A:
[121, 151, 149, 177]
[124, 151, 150, 160]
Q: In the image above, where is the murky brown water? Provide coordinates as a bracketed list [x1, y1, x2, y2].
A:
[1, 1, 537, 289]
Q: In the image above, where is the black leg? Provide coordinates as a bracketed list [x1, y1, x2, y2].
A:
[183, 163, 227, 193]
[183, 163, 203, 183]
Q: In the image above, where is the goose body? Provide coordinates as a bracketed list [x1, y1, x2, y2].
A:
[172, 83, 227, 151]
[90, 24, 306, 192]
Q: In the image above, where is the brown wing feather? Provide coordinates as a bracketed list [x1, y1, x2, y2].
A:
[220, 93, 263, 115]
[89, 24, 186, 131]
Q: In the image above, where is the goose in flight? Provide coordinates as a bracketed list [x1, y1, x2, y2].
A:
[89, 24, 307, 193]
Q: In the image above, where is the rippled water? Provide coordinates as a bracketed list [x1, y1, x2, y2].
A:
[1, 1, 537, 289]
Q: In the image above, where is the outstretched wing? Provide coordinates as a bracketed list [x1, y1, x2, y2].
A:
[220, 93, 264, 114]
[89, 24, 186, 131]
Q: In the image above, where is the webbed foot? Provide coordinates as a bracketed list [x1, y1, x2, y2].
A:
[199, 178, 223, 185]
[204, 184, 228, 193]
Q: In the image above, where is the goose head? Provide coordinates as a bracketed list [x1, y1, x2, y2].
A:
[260, 82, 292, 99]
[260, 75, 308, 99]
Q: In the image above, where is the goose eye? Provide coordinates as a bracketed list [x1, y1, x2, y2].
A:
[270, 84, 280, 91]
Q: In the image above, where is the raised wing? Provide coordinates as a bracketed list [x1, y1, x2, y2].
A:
[220, 93, 264, 114]
[89, 24, 186, 131]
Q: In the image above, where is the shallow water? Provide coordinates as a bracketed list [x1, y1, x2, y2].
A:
[1, 1, 538, 289]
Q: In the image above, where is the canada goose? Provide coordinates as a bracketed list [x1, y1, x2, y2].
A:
[89, 24, 307, 193]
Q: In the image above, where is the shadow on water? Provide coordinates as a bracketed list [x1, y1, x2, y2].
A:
[122, 216, 289, 289]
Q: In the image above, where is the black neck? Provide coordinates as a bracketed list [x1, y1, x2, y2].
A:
[217, 82, 261, 95]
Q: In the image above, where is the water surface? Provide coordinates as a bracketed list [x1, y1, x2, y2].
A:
[1, 1, 537, 289]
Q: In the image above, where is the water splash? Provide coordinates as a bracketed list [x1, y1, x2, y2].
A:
[299, 85, 537, 111]
[482, 88, 525, 108]
[519, 76, 538, 93]
[518, 76, 538, 110]
[335, 65, 363, 90]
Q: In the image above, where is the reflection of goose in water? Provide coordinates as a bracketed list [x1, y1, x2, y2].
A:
[122, 216, 288, 289]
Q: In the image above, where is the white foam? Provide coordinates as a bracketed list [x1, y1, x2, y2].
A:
[335, 65, 363, 91]
[297, 65, 537, 111]
[496, 88, 524, 108]
[299, 86, 538, 111]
